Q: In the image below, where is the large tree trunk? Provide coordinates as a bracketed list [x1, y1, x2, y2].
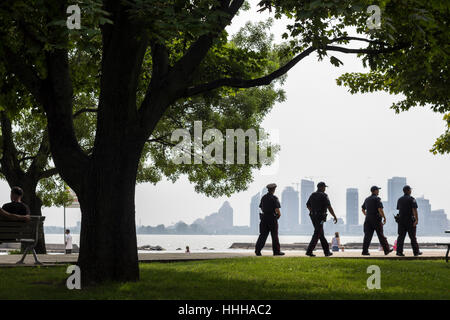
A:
[76, 137, 144, 285]
[73, 5, 151, 285]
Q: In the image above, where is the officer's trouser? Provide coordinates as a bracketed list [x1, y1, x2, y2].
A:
[362, 215, 390, 254]
[306, 213, 330, 254]
[396, 221, 420, 255]
[255, 216, 280, 254]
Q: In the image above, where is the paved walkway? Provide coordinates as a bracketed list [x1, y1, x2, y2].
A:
[0, 250, 446, 266]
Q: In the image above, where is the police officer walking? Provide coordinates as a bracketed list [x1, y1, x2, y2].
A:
[361, 186, 392, 255]
[305, 182, 337, 257]
[255, 183, 285, 256]
[396, 185, 422, 256]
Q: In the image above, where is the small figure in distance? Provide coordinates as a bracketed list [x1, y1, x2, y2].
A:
[65, 229, 73, 254]
[361, 186, 392, 256]
[255, 183, 285, 256]
[305, 182, 338, 257]
[331, 232, 344, 252]
[185, 245, 190, 254]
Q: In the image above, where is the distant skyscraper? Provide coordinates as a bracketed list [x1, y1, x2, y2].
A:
[414, 197, 448, 235]
[416, 197, 431, 222]
[300, 180, 314, 225]
[387, 177, 407, 210]
[218, 201, 233, 228]
[346, 188, 359, 228]
[261, 187, 268, 197]
[280, 186, 299, 232]
[430, 209, 448, 234]
[250, 192, 260, 233]
[193, 201, 234, 233]
[416, 196, 432, 234]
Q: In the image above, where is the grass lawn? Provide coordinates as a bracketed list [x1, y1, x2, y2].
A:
[0, 257, 448, 299]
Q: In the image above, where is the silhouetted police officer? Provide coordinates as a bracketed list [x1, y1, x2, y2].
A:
[255, 183, 285, 256]
[305, 182, 337, 257]
[396, 185, 422, 256]
[361, 186, 392, 255]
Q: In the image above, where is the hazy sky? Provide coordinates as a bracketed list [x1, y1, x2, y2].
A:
[1, 1, 448, 229]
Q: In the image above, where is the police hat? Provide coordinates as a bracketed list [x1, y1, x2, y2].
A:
[317, 182, 328, 188]
[370, 186, 381, 192]
[403, 185, 411, 193]
[266, 183, 277, 189]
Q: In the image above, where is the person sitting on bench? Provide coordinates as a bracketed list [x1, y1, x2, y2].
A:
[0, 207, 30, 222]
[0, 186, 30, 222]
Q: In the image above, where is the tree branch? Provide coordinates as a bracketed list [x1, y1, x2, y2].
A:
[38, 167, 58, 180]
[147, 133, 172, 143]
[171, 0, 243, 81]
[19, 156, 37, 164]
[182, 40, 408, 97]
[39, 49, 89, 190]
[0, 111, 24, 182]
[323, 44, 408, 55]
[150, 42, 170, 83]
[26, 129, 51, 180]
[73, 107, 98, 118]
[329, 36, 387, 45]
[183, 46, 316, 97]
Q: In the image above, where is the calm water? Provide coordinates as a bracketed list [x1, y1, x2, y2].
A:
[45, 234, 450, 253]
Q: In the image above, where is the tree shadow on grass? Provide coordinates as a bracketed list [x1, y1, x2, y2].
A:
[1, 259, 448, 300]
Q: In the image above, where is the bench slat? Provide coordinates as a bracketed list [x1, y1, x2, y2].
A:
[0, 233, 34, 239]
[0, 222, 29, 227]
[0, 227, 33, 233]
[0, 238, 35, 242]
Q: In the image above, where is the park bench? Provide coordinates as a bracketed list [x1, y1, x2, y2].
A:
[0, 216, 45, 265]
[436, 230, 450, 263]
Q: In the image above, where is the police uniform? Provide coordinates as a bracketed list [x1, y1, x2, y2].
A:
[362, 194, 390, 254]
[306, 191, 331, 255]
[396, 194, 420, 255]
[255, 188, 281, 255]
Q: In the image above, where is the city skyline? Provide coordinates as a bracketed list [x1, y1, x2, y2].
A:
[247, 176, 449, 235]
[46, 176, 447, 236]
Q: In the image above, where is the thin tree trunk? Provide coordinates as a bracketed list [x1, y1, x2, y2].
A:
[21, 181, 46, 254]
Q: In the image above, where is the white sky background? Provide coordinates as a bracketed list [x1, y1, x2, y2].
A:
[0, 0, 448, 228]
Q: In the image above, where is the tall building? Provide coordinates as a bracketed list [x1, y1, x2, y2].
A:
[416, 196, 432, 225]
[250, 192, 260, 233]
[414, 197, 448, 235]
[346, 188, 359, 229]
[384, 177, 407, 234]
[300, 180, 314, 232]
[430, 209, 448, 234]
[280, 186, 299, 233]
[193, 201, 234, 233]
[218, 201, 233, 229]
[387, 177, 407, 210]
